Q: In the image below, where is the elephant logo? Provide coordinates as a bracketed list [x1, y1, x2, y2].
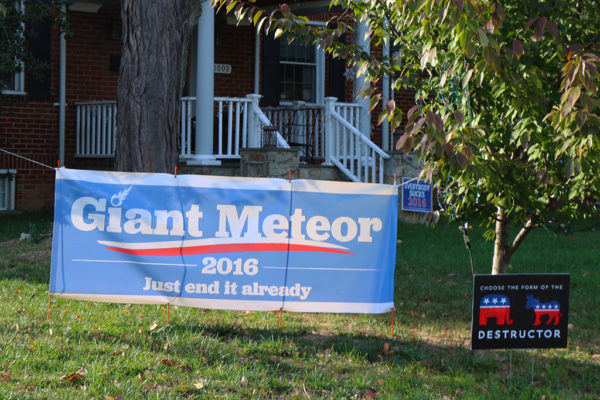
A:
[526, 295, 562, 326]
[479, 294, 514, 326]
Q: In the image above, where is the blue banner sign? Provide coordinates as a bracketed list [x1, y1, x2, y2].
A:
[50, 168, 398, 314]
[401, 177, 433, 213]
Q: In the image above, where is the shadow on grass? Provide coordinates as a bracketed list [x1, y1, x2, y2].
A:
[41, 320, 600, 396]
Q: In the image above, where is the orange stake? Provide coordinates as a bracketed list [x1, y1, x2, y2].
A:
[47, 295, 52, 320]
[279, 308, 283, 329]
[174, 166, 178, 178]
[390, 308, 394, 338]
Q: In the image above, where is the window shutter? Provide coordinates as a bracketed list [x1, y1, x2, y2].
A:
[328, 33, 346, 102]
[27, 19, 52, 101]
[262, 33, 280, 107]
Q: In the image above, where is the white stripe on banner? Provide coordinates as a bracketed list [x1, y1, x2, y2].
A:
[51, 293, 394, 313]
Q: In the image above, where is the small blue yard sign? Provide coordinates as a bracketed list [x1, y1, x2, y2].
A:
[401, 177, 433, 213]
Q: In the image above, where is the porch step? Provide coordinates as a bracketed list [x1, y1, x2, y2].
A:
[179, 149, 349, 182]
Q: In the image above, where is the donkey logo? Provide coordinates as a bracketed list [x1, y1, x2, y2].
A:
[526, 295, 562, 326]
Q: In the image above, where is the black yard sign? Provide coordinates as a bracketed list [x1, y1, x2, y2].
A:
[472, 274, 570, 350]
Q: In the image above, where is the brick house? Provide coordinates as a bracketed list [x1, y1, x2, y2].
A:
[1, 0, 415, 212]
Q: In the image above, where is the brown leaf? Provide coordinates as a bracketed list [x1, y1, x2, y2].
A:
[454, 109, 464, 125]
[407, 104, 420, 121]
[533, 17, 547, 41]
[547, 20, 558, 39]
[385, 100, 396, 114]
[512, 39, 523, 59]
[395, 132, 409, 150]
[161, 359, 177, 367]
[525, 17, 538, 32]
[462, 145, 473, 158]
[59, 373, 80, 383]
[456, 152, 467, 168]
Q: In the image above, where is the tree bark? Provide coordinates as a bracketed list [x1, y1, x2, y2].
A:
[115, 0, 192, 172]
[491, 206, 536, 274]
[492, 207, 510, 274]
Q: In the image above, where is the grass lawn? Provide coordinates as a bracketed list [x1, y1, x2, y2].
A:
[0, 212, 598, 399]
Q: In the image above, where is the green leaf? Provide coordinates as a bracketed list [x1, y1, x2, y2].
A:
[226, 0, 238, 14]
[274, 27, 285, 39]
[253, 10, 263, 26]
[462, 68, 473, 88]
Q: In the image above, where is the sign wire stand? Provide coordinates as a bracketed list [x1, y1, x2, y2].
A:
[390, 308, 394, 337]
[531, 350, 535, 384]
[167, 303, 170, 325]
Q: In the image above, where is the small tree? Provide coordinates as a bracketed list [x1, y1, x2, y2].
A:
[216, 0, 600, 273]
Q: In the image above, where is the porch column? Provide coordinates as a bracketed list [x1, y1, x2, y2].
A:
[354, 18, 371, 138]
[194, 1, 216, 163]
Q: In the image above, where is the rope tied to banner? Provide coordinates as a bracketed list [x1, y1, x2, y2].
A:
[0, 148, 57, 171]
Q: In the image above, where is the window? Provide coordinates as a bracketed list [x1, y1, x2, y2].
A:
[0, 170, 17, 211]
[1, 0, 26, 94]
[279, 40, 316, 103]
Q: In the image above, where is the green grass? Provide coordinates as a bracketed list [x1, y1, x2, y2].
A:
[0, 213, 598, 399]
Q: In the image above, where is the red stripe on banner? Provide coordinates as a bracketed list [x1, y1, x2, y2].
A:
[105, 243, 353, 256]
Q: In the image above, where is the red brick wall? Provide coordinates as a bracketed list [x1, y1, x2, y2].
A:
[0, 5, 121, 211]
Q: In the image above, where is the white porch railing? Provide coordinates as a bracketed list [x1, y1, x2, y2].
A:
[75, 100, 117, 157]
[76, 95, 288, 159]
[324, 97, 390, 184]
[74, 96, 388, 184]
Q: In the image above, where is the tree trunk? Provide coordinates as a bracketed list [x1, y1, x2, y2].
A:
[492, 207, 510, 274]
[115, 0, 192, 172]
[491, 207, 536, 274]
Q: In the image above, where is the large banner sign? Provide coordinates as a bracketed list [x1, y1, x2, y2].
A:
[472, 274, 570, 350]
[50, 168, 398, 314]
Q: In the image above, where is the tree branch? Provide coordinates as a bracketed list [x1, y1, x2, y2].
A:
[506, 219, 537, 259]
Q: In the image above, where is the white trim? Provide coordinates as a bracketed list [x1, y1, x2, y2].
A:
[0, 169, 17, 211]
[1, 0, 25, 95]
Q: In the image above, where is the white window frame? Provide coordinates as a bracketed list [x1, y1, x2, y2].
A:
[0, 169, 17, 211]
[279, 20, 325, 106]
[1, 0, 26, 95]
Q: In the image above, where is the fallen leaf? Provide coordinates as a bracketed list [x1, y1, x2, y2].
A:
[241, 376, 248, 386]
[2, 372, 10, 381]
[161, 359, 177, 367]
[179, 364, 192, 372]
[383, 342, 390, 355]
[194, 380, 206, 389]
[59, 373, 80, 383]
[149, 322, 158, 331]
